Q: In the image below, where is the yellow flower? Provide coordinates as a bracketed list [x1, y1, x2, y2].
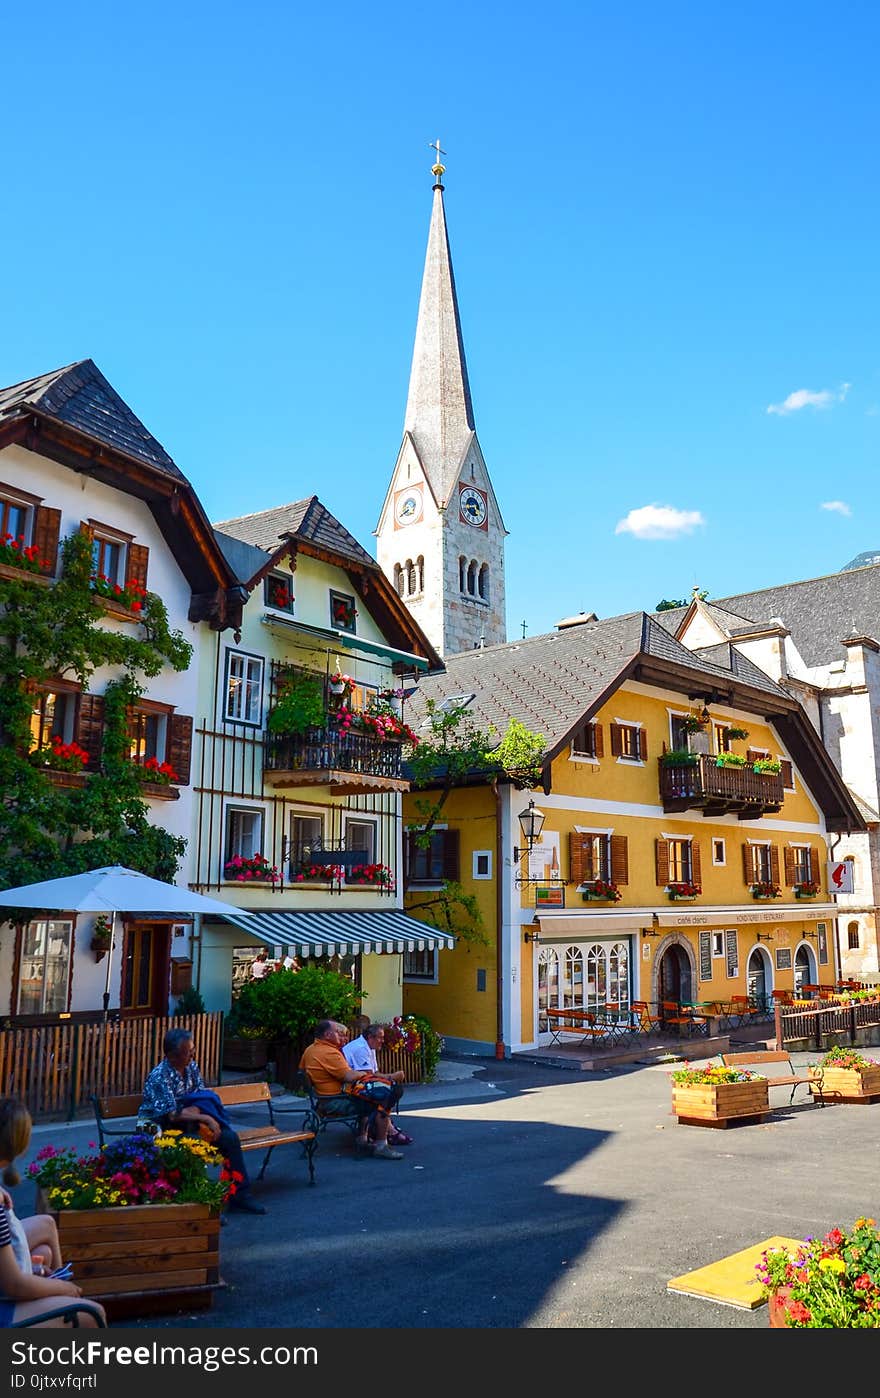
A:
[818, 1256, 846, 1273]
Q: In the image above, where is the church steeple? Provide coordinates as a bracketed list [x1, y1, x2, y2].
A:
[376, 152, 507, 659]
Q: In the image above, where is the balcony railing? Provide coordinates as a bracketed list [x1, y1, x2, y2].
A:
[263, 727, 408, 793]
[659, 754, 785, 818]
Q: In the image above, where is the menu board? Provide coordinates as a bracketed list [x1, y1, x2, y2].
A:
[699, 930, 712, 982]
[775, 947, 792, 970]
[725, 928, 739, 979]
[817, 922, 829, 966]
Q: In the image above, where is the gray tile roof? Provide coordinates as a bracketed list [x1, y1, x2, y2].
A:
[213, 529, 274, 585]
[409, 610, 789, 753]
[0, 360, 186, 481]
[214, 497, 378, 571]
[849, 789, 880, 824]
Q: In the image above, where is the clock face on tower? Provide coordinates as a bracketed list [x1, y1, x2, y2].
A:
[394, 487, 423, 527]
[459, 485, 487, 528]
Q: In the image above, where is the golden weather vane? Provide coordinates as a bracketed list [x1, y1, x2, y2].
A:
[429, 138, 447, 181]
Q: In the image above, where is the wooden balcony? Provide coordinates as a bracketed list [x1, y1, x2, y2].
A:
[263, 727, 409, 794]
[659, 755, 785, 819]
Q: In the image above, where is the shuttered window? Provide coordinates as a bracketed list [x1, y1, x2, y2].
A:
[780, 759, 794, 790]
[610, 722, 646, 761]
[406, 828, 460, 884]
[658, 838, 695, 884]
[167, 714, 193, 786]
[571, 722, 602, 759]
[32, 506, 62, 576]
[75, 693, 105, 770]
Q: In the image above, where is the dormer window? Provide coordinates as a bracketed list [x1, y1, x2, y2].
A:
[265, 572, 294, 614]
[330, 590, 357, 633]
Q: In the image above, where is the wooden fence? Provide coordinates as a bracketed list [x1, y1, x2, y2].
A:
[775, 998, 880, 1051]
[0, 1013, 223, 1119]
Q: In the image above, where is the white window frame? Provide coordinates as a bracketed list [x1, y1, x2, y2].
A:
[403, 947, 439, 984]
[290, 808, 327, 876]
[224, 805, 265, 866]
[613, 718, 645, 765]
[472, 850, 493, 880]
[16, 918, 73, 1015]
[0, 484, 38, 549]
[570, 720, 599, 763]
[264, 570, 294, 615]
[225, 650, 264, 726]
[661, 832, 694, 885]
[345, 816, 377, 865]
[790, 843, 813, 885]
[712, 838, 726, 867]
[668, 708, 691, 752]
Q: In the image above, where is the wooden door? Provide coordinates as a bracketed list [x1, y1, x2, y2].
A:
[121, 923, 171, 1015]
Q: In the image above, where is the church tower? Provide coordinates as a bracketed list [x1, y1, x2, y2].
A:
[376, 151, 507, 657]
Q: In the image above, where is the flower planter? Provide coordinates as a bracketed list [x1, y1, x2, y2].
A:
[814, 1065, 880, 1103]
[671, 1078, 770, 1127]
[794, 890, 817, 899]
[139, 780, 180, 800]
[581, 891, 616, 902]
[35, 1191, 221, 1320]
[222, 1036, 270, 1071]
[768, 1287, 794, 1328]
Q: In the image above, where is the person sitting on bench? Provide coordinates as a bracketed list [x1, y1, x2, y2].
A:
[140, 1027, 266, 1214]
[343, 1022, 413, 1146]
[301, 1020, 404, 1160]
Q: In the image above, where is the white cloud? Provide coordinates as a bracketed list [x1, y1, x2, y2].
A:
[615, 504, 706, 541]
[767, 382, 850, 415]
[821, 500, 852, 516]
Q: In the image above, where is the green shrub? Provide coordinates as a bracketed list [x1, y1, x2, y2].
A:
[175, 986, 206, 1015]
[234, 964, 363, 1052]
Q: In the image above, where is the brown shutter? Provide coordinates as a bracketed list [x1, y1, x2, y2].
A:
[780, 759, 793, 789]
[742, 844, 754, 884]
[167, 713, 193, 785]
[32, 506, 61, 576]
[442, 828, 460, 881]
[770, 844, 780, 886]
[79, 521, 94, 543]
[569, 833, 588, 882]
[783, 847, 796, 887]
[593, 723, 604, 759]
[610, 835, 628, 885]
[127, 543, 149, 591]
[638, 728, 648, 761]
[655, 838, 670, 886]
[609, 722, 622, 757]
[75, 693, 105, 770]
[810, 846, 820, 884]
[691, 841, 702, 886]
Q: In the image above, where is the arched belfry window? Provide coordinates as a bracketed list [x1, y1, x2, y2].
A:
[417, 556, 424, 592]
[478, 564, 489, 600]
[467, 561, 477, 595]
[405, 559, 416, 595]
[394, 564, 404, 597]
[459, 556, 467, 592]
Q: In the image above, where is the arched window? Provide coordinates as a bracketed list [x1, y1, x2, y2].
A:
[848, 921, 860, 950]
[563, 946, 584, 1008]
[459, 556, 467, 592]
[394, 564, 404, 597]
[607, 942, 630, 1016]
[405, 559, 415, 595]
[586, 945, 606, 1012]
[478, 563, 489, 600]
[417, 556, 424, 592]
[467, 560, 477, 595]
[537, 949, 559, 1032]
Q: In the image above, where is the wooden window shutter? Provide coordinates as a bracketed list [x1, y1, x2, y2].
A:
[742, 844, 754, 884]
[610, 723, 622, 757]
[770, 844, 780, 885]
[79, 520, 94, 543]
[569, 833, 588, 883]
[655, 838, 670, 886]
[783, 847, 796, 887]
[167, 713, 193, 785]
[442, 828, 460, 881]
[638, 728, 648, 761]
[746, 748, 760, 765]
[810, 846, 820, 883]
[32, 506, 62, 576]
[780, 759, 793, 788]
[691, 841, 702, 885]
[593, 723, 604, 759]
[127, 543, 149, 591]
[75, 693, 105, 770]
[610, 835, 628, 885]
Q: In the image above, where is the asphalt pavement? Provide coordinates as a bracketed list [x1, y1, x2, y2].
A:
[15, 1051, 878, 1329]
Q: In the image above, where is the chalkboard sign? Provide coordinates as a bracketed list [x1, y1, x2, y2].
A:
[775, 947, 792, 970]
[725, 928, 739, 979]
[817, 922, 829, 966]
[699, 930, 712, 981]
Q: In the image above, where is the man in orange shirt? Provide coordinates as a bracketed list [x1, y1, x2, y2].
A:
[300, 1020, 403, 1160]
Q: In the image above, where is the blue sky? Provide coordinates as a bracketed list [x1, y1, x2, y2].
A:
[1, 2, 877, 637]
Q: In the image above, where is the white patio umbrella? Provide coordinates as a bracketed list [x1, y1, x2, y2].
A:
[0, 865, 249, 1012]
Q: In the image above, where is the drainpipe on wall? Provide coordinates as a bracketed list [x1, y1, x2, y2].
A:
[829, 833, 842, 984]
[493, 778, 505, 1059]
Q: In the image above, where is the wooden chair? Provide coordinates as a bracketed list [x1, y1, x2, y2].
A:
[771, 989, 794, 1006]
[630, 1001, 662, 1035]
[729, 994, 761, 1026]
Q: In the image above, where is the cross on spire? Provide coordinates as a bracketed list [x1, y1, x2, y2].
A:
[429, 138, 446, 183]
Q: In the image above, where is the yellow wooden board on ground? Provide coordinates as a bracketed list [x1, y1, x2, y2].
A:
[667, 1236, 804, 1309]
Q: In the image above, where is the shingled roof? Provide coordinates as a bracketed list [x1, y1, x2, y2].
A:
[215, 497, 378, 571]
[0, 360, 186, 481]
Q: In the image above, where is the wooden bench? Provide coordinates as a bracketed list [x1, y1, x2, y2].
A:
[299, 1069, 374, 1140]
[92, 1083, 318, 1184]
[720, 1051, 824, 1107]
[545, 1008, 610, 1045]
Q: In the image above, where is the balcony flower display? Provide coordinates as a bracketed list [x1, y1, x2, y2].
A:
[756, 1218, 880, 1328]
[795, 880, 820, 897]
[682, 713, 710, 734]
[224, 853, 279, 883]
[90, 914, 113, 959]
[29, 735, 89, 773]
[293, 862, 345, 882]
[328, 671, 354, 696]
[751, 881, 781, 899]
[581, 878, 621, 902]
[361, 709, 419, 745]
[752, 757, 781, 775]
[347, 862, 394, 888]
[0, 533, 52, 575]
[27, 1133, 238, 1211]
[667, 880, 700, 899]
[724, 726, 750, 741]
[384, 1015, 423, 1054]
[132, 756, 180, 786]
[715, 752, 747, 768]
[660, 749, 698, 767]
[90, 574, 148, 614]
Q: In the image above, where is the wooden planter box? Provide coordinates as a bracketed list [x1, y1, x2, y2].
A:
[672, 1078, 770, 1127]
[36, 1191, 221, 1320]
[223, 1036, 270, 1071]
[814, 1065, 880, 1103]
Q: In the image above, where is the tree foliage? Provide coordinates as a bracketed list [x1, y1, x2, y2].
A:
[655, 590, 707, 611]
[0, 529, 192, 895]
[231, 964, 363, 1050]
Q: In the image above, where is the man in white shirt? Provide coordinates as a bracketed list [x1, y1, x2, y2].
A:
[250, 949, 270, 980]
[342, 1024, 411, 1144]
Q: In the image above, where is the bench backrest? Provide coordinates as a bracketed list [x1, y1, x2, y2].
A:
[721, 1051, 797, 1080]
[97, 1081, 271, 1121]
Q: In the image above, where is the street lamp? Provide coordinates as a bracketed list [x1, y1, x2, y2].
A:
[512, 799, 547, 886]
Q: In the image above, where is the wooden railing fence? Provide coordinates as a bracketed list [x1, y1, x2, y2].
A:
[0, 1013, 223, 1119]
[775, 998, 880, 1051]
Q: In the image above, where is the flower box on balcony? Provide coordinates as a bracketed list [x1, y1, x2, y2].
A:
[579, 880, 622, 903]
[794, 883, 820, 899]
[667, 883, 700, 902]
[751, 884, 781, 900]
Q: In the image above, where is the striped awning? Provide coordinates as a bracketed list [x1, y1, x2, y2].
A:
[213, 908, 454, 957]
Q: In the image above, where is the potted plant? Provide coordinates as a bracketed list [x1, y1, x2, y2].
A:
[90, 914, 113, 961]
[233, 963, 364, 1087]
[28, 736, 90, 773]
[670, 1063, 770, 1126]
[90, 573, 147, 615]
[753, 757, 782, 775]
[725, 726, 750, 741]
[0, 532, 52, 575]
[757, 1219, 880, 1327]
[682, 713, 709, 734]
[660, 749, 699, 767]
[133, 755, 180, 786]
[328, 671, 354, 697]
[715, 752, 747, 768]
[812, 1045, 880, 1102]
[751, 881, 781, 900]
[223, 1021, 271, 1071]
[267, 669, 326, 736]
[27, 1133, 234, 1318]
[667, 880, 700, 900]
[580, 878, 622, 902]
